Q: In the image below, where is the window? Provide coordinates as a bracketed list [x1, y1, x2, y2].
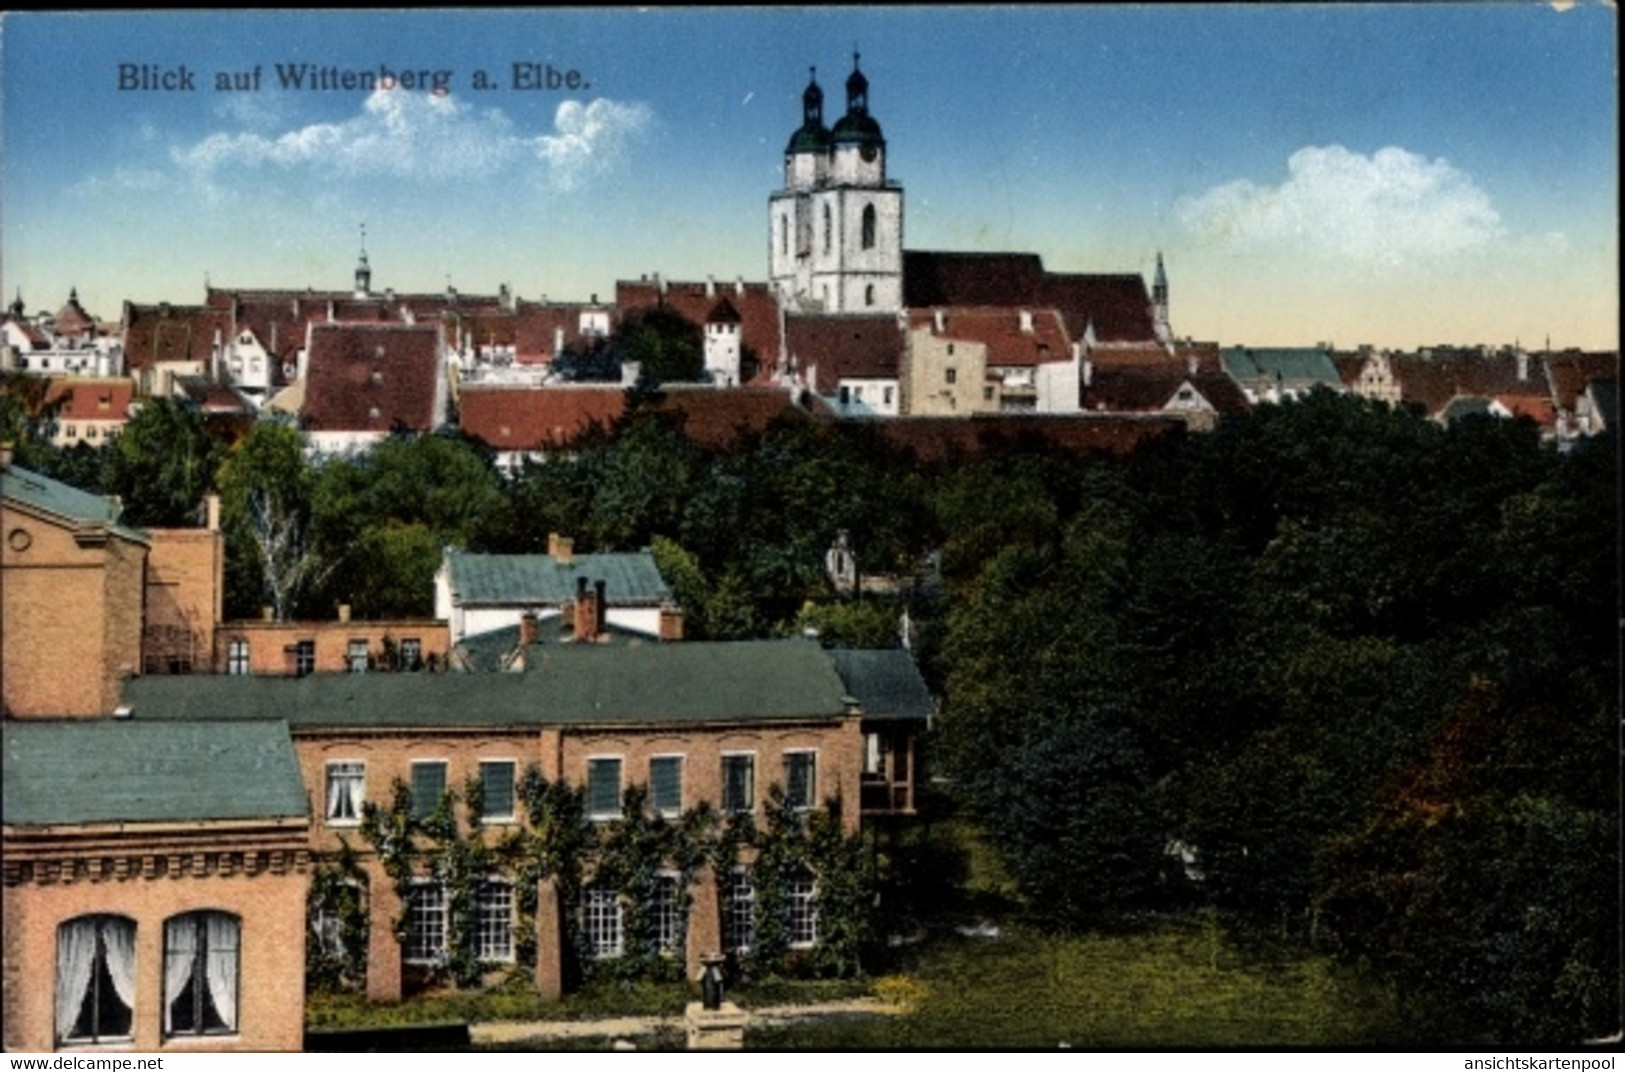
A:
[410, 761, 448, 821]
[945, 368, 957, 385]
[294, 640, 315, 677]
[583, 887, 623, 959]
[779, 215, 788, 257]
[724, 870, 755, 954]
[405, 883, 447, 964]
[822, 204, 832, 254]
[839, 385, 851, 406]
[861, 203, 877, 250]
[722, 754, 755, 815]
[784, 751, 817, 811]
[163, 911, 239, 1037]
[586, 757, 622, 821]
[983, 386, 995, 402]
[347, 640, 369, 673]
[475, 881, 514, 962]
[786, 868, 818, 947]
[227, 639, 250, 675]
[883, 386, 894, 406]
[399, 637, 422, 671]
[56, 916, 135, 1045]
[864, 732, 885, 777]
[649, 756, 683, 819]
[865, 284, 875, 307]
[650, 873, 682, 954]
[479, 760, 516, 822]
[325, 761, 365, 825]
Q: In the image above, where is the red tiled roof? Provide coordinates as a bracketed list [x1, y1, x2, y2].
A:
[646, 386, 807, 451]
[906, 307, 1071, 367]
[783, 314, 903, 391]
[903, 251, 1046, 308]
[1081, 364, 1250, 416]
[301, 322, 442, 433]
[1040, 273, 1157, 344]
[52, 293, 97, 336]
[458, 384, 628, 451]
[853, 413, 1183, 466]
[1543, 351, 1619, 412]
[1392, 352, 1555, 416]
[121, 302, 232, 371]
[617, 280, 783, 375]
[513, 302, 609, 364]
[1492, 394, 1557, 428]
[44, 377, 134, 422]
[901, 251, 1158, 344]
[175, 376, 256, 414]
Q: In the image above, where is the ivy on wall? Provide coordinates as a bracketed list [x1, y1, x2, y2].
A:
[339, 761, 875, 994]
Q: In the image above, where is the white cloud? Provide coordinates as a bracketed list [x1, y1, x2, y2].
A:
[1176, 145, 1503, 264]
[173, 89, 651, 190]
[535, 98, 652, 192]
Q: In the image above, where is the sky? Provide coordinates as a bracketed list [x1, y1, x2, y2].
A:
[1, 7, 1617, 350]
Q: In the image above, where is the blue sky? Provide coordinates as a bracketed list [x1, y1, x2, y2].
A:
[2, 7, 1616, 349]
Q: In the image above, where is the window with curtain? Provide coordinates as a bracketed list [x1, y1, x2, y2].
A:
[163, 911, 239, 1037]
[325, 761, 365, 825]
[56, 915, 136, 1044]
[722, 753, 754, 815]
[784, 750, 817, 810]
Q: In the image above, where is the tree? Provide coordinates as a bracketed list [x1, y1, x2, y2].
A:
[615, 307, 704, 387]
[217, 421, 323, 621]
[103, 398, 222, 527]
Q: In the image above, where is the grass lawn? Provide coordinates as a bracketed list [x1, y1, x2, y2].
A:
[748, 918, 1407, 1050]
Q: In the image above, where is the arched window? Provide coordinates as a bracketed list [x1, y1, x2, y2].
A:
[865, 284, 875, 307]
[164, 911, 240, 1037]
[779, 215, 788, 257]
[57, 916, 135, 1044]
[861, 204, 876, 250]
[822, 204, 832, 255]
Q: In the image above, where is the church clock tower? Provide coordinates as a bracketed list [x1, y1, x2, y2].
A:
[769, 55, 903, 314]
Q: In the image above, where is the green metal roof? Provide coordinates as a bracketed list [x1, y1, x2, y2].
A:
[829, 649, 933, 723]
[123, 638, 851, 729]
[0, 463, 148, 545]
[786, 123, 832, 154]
[831, 113, 884, 146]
[444, 550, 672, 607]
[1220, 347, 1342, 389]
[2, 719, 307, 826]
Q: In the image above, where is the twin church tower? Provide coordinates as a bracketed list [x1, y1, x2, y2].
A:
[768, 55, 903, 315]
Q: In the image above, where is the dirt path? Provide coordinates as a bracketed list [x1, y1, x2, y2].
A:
[470, 997, 903, 1045]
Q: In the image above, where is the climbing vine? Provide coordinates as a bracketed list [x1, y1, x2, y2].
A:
[304, 838, 370, 993]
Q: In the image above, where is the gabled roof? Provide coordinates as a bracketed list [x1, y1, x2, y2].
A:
[121, 302, 231, 371]
[1221, 346, 1344, 391]
[443, 549, 672, 607]
[1040, 273, 1157, 344]
[513, 301, 606, 364]
[52, 291, 97, 337]
[175, 376, 256, 414]
[458, 385, 627, 452]
[302, 322, 441, 433]
[0, 461, 148, 545]
[784, 313, 903, 390]
[908, 307, 1071, 367]
[1391, 351, 1554, 416]
[44, 377, 135, 422]
[1586, 379, 1617, 430]
[829, 648, 933, 722]
[1544, 351, 1619, 412]
[616, 279, 783, 374]
[1082, 364, 1249, 416]
[123, 638, 851, 728]
[646, 385, 807, 451]
[2, 719, 307, 826]
[903, 251, 1047, 308]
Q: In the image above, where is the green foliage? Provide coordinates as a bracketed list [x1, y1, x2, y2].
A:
[616, 307, 704, 387]
[306, 840, 370, 993]
[794, 598, 903, 649]
[103, 397, 222, 526]
[217, 420, 320, 619]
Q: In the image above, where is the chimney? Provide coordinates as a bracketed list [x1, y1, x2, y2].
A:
[1517, 349, 1529, 382]
[337, 603, 351, 623]
[1082, 356, 1093, 388]
[1019, 309, 1034, 334]
[594, 580, 607, 642]
[0, 441, 12, 470]
[572, 576, 602, 642]
[204, 494, 221, 531]
[519, 610, 539, 648]
[933, 309, 945, 333]
[549, 532, 574, 564]
[553, 327, 565, 358]
[735, 277, 745, 296]
[706, 275, 716, 299]
[659, 602, 685, 642]
[1188, 352, 1200, 377]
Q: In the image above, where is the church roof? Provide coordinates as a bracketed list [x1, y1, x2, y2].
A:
[784, 313, 904, 390]
[52, 290, 96, 336]
[301, 321, 442, 434]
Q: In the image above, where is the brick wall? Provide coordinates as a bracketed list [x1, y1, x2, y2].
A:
[143, 526, 224, 675]
[213, 619, 451, 675]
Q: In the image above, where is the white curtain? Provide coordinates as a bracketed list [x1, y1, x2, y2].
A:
[204, 914, 239, 1031]
[55, 918, 98, 1040]
[163, 917, 199, 1034]
[347, 770, 365, 819]
[101, 919, 137, 1018]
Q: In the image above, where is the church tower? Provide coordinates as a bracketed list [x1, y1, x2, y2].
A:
[1152, 251, 1171, 345]
[354, 225, 372, 299]
[769, 55, 903, 314]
